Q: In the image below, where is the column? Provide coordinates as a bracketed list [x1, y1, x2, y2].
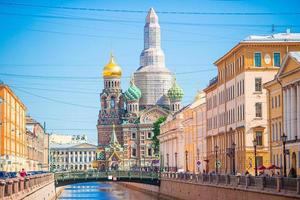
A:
[287, 87, 291, 140]
[283, 88, 288, 135]
[297, 83, 300, 139]
[291, 85, 297, 140]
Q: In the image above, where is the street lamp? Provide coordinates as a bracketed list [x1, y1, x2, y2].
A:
[197, 148, 200, 173]
[166, 153, 169, 172]
[253, 138, 258, 176]
[231, 143, 236, 175]
[214, 145, 219, 174]
[185, 150, 188, 172]
[174, 152, 178, 172]
[281, 133, 287, 177]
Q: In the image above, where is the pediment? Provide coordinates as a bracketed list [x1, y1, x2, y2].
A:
[140, 106, 170, 124]
[72, 143, 97, 149]
[277, 52, 300, 78]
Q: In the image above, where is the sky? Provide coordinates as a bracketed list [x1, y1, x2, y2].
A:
[0, 0, 299, 144]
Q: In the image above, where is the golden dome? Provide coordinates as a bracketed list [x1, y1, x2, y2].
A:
[102, 54, 122, 78]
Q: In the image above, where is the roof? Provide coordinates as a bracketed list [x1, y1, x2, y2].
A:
[50, 142, 97, 150]
[289, 51, 300, 63]
[243, 32, 300, 43]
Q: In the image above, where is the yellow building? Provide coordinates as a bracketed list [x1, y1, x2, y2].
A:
[0, 84, 27, 172]
[265, 51, 300, 176]
[204, 32, 300, 175]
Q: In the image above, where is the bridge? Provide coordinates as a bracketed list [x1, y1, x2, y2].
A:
[54, 171, 160, 187]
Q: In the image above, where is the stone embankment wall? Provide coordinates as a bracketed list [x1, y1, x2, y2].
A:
[0, 173, 56, 200]
[159, 179, 298, 200]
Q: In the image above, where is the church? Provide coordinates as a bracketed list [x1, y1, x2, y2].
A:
[95, 8, 184, 171]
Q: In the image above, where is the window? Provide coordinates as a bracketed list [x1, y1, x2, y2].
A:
[256, 131, 263, 146]
[110, 97, 115, 108]
[131, 132, 136, 139]
[147, 132, 152, 139]
[255, 78, 262, 92]
[132, 148, 137, 157]
[254, 53, 261, 67]
[148, 148, 152, 156]
[255, 102, 262, 117]
[256, 156, 263, 167]
[274, 53, 281, 67]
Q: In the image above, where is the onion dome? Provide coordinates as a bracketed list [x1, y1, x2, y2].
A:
[102, 54, 122, 78]
[124, 80, 142, 101]
[167, 79, 184, 101]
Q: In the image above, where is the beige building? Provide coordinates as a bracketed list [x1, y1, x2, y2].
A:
[204, 32, 300, 175]
[159, 91, 206, 173]
[265, 51, 300, 176]
[26, 116, 49, 171]
[50, 143, 97, 171]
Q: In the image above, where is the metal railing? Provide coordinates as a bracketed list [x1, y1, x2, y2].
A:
[54, 170, 160, 182]
[161, 172, 300, 196]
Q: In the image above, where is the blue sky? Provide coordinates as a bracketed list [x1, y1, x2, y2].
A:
[0, 0, 299, 144]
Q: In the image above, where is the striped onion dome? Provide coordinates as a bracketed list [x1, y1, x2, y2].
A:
[167, 80, 184, 101]
[124, 80, 142, 101]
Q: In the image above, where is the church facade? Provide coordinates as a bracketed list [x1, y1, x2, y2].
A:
[96, 8, 184, 171]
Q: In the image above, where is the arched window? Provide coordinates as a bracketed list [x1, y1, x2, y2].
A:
[110, 97, 115, 108]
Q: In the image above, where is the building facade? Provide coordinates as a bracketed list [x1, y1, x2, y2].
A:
[204, 32, 300, 175]
[159, 91, 206, 173]
[96, 8, 183, 171]
[265, 51, 300, 176]
[0, 84, 27, 172]
[50, 143, 97, 171]
[26, 116, 49, 171]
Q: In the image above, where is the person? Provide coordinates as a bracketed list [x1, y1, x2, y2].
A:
[20, 168, 27, 178]
[271, 170, 275, 177]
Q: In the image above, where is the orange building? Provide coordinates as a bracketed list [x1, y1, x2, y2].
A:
[0, 84, 27, 172]
[204, 31, 300, 175]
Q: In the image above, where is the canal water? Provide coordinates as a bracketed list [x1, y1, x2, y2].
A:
[58, 182, 161, 200]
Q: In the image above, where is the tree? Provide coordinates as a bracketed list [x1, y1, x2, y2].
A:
[152, 116, 166, 155]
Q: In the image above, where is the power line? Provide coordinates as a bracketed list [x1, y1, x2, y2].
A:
[0, 69, 217, 81]
[0, 12, 298, 29]
[1, 2, 300, 16]
[12, 87, 98, 109]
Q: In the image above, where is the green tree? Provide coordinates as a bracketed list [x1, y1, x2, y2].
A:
[152, 116, 166, 155]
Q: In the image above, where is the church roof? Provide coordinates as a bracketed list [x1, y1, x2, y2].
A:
[167, 78, 184, 101]
[102, 54, 122, 78]
[124, 79, 142, 101]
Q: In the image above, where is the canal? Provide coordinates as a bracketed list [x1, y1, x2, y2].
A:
[58, 182, 161, 200]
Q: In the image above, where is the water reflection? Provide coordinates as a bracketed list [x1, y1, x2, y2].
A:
[58, 182, 161, 200]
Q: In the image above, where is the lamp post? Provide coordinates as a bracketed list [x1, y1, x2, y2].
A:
[253, 138, 258, 176]
[214, 145, 219, 174]
[174, 152, 178, 172]
[281, 133, 287, 177]
[232, 143, 236, 175]
[197, 148, 200, 173]
[166, 153, 169, 172]
[185, 150, 188, 172]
